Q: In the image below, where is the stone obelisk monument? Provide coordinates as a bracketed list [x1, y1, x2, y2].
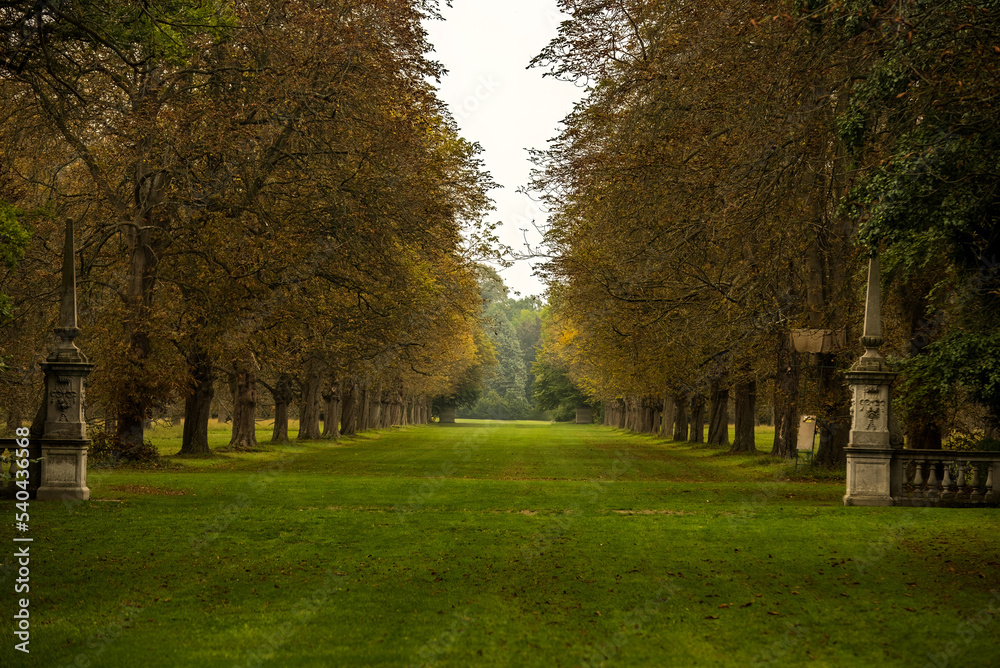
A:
[843, 254, 900, 506]
[36, 219, 94, 501]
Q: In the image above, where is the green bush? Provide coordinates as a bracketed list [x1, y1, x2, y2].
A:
[88, 427, 160, 466]
[946, 430, 1000, 452]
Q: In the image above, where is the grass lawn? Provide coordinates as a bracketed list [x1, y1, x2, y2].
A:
[3, 420, 998, 667]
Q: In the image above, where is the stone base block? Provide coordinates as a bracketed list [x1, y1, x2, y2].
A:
[36, 439, 90, 502]
[37, 485, 90, 502]
[842, 492, 893, 507]
[844, 446, 901, 507]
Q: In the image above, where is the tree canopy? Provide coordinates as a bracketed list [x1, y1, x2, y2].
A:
[0, 0, 499, 450]
[529, 0, 1000, 459]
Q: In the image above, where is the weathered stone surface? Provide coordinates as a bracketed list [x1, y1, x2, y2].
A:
[439, 406, 457, 424]
[845, 370, 897, 449]
[843, 447, 900, 507]
[37, 220, 94, 501]
[35, 440, 90, 501]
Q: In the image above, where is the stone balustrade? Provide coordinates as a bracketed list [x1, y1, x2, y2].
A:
[845, 446, 1000, 507]
[896, 450, 998, 507]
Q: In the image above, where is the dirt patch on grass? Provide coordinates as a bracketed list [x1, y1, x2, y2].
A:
[108, 484, 187, 496]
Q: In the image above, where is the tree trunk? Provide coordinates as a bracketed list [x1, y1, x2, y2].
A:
[902, 274, 945, 450]
[367, 387, 381, 430]
[661, 393, 676, 438]
[771, 337, 800, 459]
[297, 360, 323, 440]
[6, 403, 22, 434]
[341, 381, 358, 435]
[115, 225, 158, 451]
[228, 362, 258, 450]
[270, 374, 294, 443]
[322, 376, 340, 440]
[180, 349, 215, 455]
[813, 353, 851, 467]
[907, 423, 942, 450]
[672, 393, 689, 442]
[815, 418, 850, 467]
[707, 379, 729, 447]
[729, 379, 757, 453]
[689, 394, 706, 443]
[357, 384, 370, 432]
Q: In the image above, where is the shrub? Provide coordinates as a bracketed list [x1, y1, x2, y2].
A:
[88, 427, 160, 466]
[946, 431, 1000, 452]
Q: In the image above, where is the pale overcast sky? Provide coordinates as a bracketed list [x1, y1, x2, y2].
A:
[423, 1, 585, 299]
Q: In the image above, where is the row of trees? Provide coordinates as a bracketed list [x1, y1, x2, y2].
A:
[530, 1, 1000, 462]
[0, 1, 499, 453]
[454, 266, 546, 421]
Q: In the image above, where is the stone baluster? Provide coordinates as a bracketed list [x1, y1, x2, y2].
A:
[942, 465, 955, 502]
[970, 464, 983, 504]
[912, 461, 925, 501]
[986, 465, 996, 504]
[926, 461, 941, 502]
[955, 462, 968, 501]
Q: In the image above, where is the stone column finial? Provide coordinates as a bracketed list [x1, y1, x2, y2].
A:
[855, 253, 888, 372]
[51, 219, 84, 362]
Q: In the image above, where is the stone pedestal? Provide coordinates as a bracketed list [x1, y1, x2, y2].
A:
[845, 370, 897, 448]
[36, 439, 91, 501]
[41, 361, 94, 440]
[439, 406, 456, 424]
[575, 406, 593, 424]
[35, 219, 95, 501]
[843, 447, 901, 506]
[842, 253, 901, 507]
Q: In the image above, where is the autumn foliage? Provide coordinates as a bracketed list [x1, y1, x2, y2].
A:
[0, 1, 498, 453]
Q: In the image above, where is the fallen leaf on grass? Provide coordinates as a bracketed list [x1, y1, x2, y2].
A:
[704, 615, 719, 620]
[740, 602, 753, 609]
[718, 604, 730, 609]
[767, 611, 780, 616]
[904, 607, 917, 612]
[109, 484, 186, 496]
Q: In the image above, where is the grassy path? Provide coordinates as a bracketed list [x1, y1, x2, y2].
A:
[3, 421, 998, 667]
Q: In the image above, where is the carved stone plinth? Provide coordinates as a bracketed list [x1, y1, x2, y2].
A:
[35, 439, 91, 501]
[439, 406, 457, 424]
[40, 361, 94, 440]
[575, 406, 593, 424]
[845, 369, 898, 449]
[844, 447, 902, 506]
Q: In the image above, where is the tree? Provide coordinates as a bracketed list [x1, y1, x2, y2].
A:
[835, 0, 1000, 442]
[1, 0, 500, 454]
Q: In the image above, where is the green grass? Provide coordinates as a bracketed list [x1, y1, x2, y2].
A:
[3, 421, 998, 667]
